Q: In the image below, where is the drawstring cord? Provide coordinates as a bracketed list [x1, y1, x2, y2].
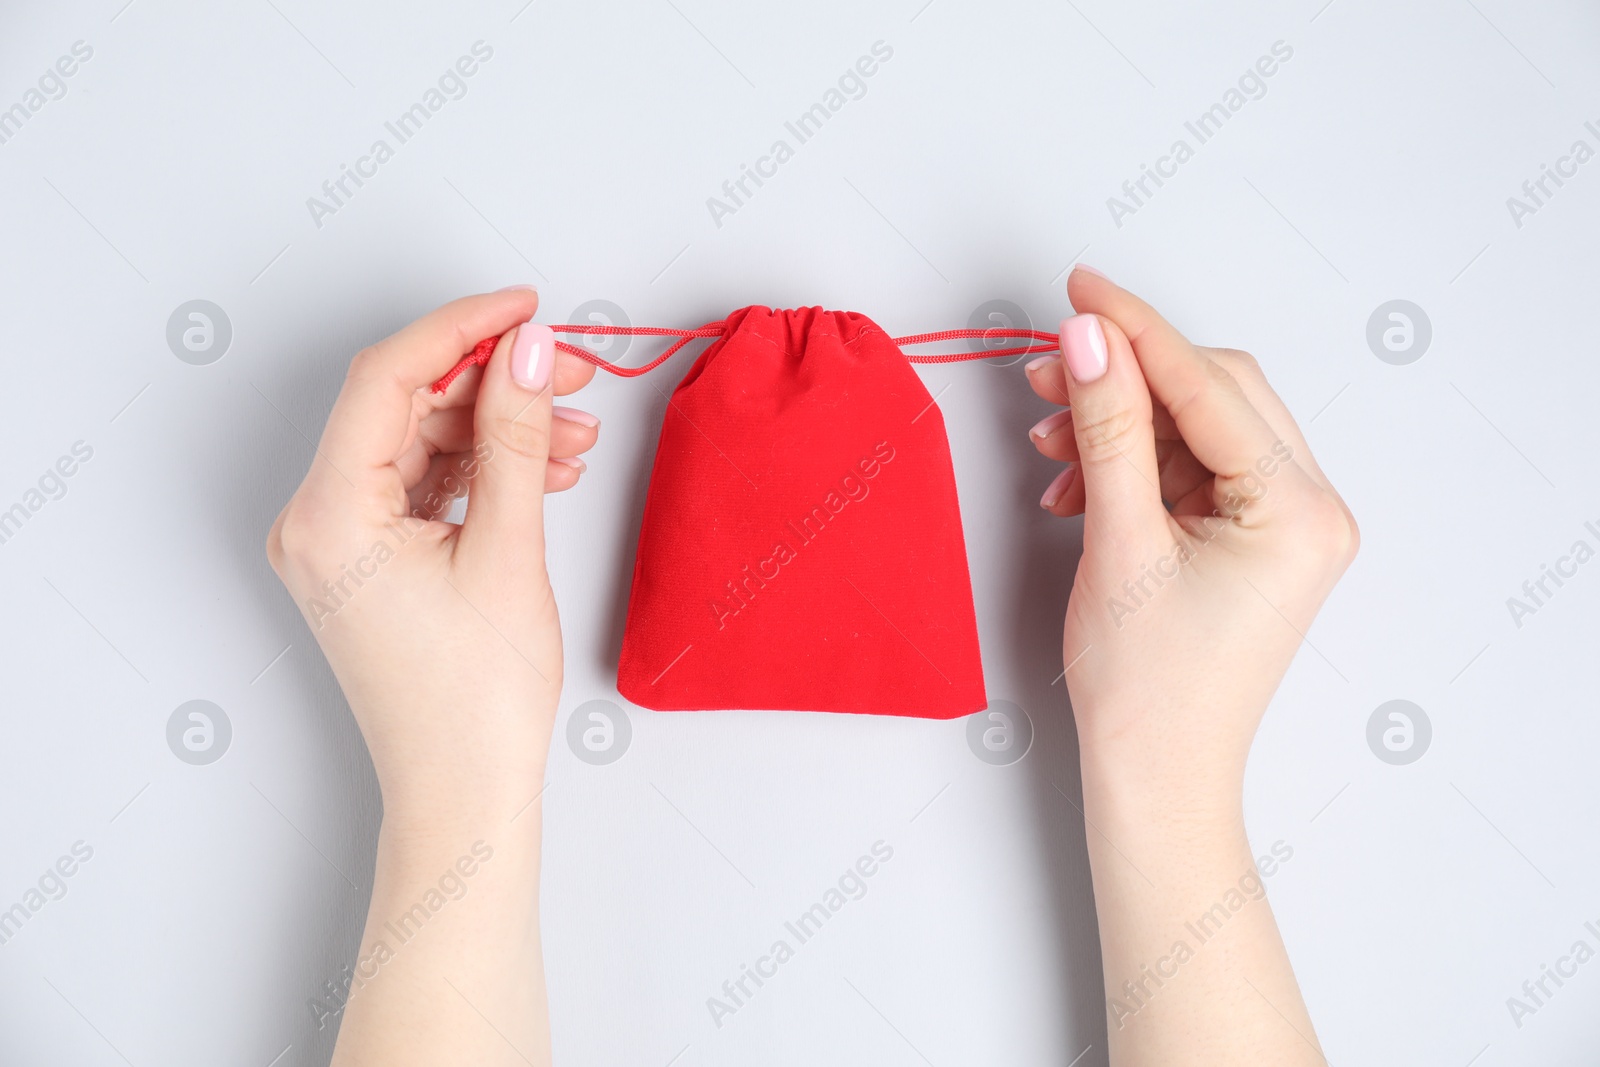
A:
[431, 321, 1059, 394]
[892, 328, 1059, 364]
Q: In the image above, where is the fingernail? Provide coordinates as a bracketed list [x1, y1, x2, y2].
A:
[552, 405, 599, 428]
[1025, 354, 1059, 373]
[511, 321, 555, 392]
[1060, 315, 1108, 383]
[1071, 263, 1108, 280]
[551, 456, 587, 473]
[1040, 465, 1077, 509]
[497, 284, 538, 293]
[1029, 408, 1073, 440]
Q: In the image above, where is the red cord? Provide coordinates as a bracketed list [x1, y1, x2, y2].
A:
[430, 336, 502, 394]
[430, 322, 1057, 394]
[892, 327, 1061, 364]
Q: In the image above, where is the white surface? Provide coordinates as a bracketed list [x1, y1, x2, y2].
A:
[1, 1, 1597, 1064]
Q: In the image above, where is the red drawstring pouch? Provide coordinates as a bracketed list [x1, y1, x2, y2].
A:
[434, 305, 1056, 719]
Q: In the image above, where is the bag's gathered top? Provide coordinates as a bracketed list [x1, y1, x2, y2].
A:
[434, 306, 1058, 720]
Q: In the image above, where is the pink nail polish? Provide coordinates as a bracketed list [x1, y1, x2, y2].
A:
[497, 284, 538, 292]
[1040, 465, 1077, 508]
[552, 405, 600, 428]
[511, 322, 555, 392]
[551, 456, 587, 472]
[1071, 263, 1108, 280]
[1060, 315, 1108, 384]
[1025, 354, 1059, 373]
[1029, 409, 1073, 440]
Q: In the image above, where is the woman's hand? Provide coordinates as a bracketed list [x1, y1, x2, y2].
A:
[266, 288, 595, 1066]
[1029, 268, 1358, 813]
[267, 288, 597, 824]
[1028, 268, 1357, 1065]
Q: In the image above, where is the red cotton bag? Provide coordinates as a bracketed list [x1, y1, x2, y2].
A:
[433, 304, 1058, 719]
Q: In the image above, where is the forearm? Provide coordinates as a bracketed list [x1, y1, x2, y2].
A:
[329, 787, 551, 1067]
[1081, 751, 1322, 1067]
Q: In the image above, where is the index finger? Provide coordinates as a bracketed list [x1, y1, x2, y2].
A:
[1194, 346, 1342, 496]
[314, 289, 541, 497]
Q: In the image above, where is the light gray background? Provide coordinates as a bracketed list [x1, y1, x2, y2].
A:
[1, 0, 1597, 1064]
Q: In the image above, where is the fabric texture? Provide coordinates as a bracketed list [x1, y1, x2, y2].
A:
[614, 306, 986, 718]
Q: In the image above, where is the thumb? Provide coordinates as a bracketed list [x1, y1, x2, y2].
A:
[458, 319, 555, 566]
[1057, 313, 1167, 553]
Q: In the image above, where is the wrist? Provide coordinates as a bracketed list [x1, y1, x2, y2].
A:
[1070, 690, 1258, 822]
[359, 697, 557, 830]
[1078, 738, 1247, 846]
[377, 759, 551, 840]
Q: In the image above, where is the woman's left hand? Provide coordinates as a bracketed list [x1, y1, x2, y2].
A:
[267, 288, 599, 827]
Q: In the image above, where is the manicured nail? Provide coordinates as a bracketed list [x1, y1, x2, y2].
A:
[511, 322, 554, 392]
[551, 456, 587, 473]
[1071, 263, 1108, 280]
[1029, 408, 1073, 440]
[1040, 465, 1077, 508]
[552, 406, 600, 428]
[1025, 354, 1059, 373]
[1060, 315, 1108, 383]
[497, 284, 538, 292]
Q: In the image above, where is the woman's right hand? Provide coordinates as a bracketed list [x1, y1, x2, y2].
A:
[1028, 267, 1359, 814]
